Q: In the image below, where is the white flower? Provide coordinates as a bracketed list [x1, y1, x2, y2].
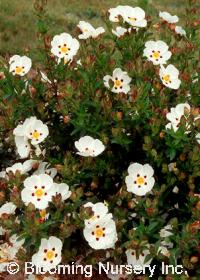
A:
[175, 26, 186, 36]
[40, 71, 52, 84]
[122, 6, 147, 28]
[125, 163, 155, 196]
[6, 160, 35, 175]
[143, 40, 172, 65]
[166, 103, 190, 132]
[0, 226, 6, 235]
[159, 224, 173, 238]
[108, 6, 124, 22]
[51, 33, 79, 62]
[108, 6, 147, 28]
[22, 117, 49, 145]
[32, 236, 62, 271]
[9, 55, 32, 76]
[84, 202, 112, 227]
[21, 174, 55, 210]
[78, 21, 105, 39]
[0, 234, 25, 272]
[104, 68, 131, 94]
[13, 117, 49, 158]
[172, 186, 179, 194]
[75, 136, 105, 157]
[83, 217, 118, 250]
[112, 26, 128, 37]
[54, 183, 71, 201]
[168, 162, 177, 172]
[157, 245, 170, 257]
[0, 202, 16, 217]
[34, 162, 57, 179]
[159, 11, 179, 23]
[126, 247, 152, 266]
[160, 64, 181, 89]
[14, 135, 31, 159]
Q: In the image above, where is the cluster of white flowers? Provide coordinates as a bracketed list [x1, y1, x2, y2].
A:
[83, 202, 118, 250]
[165, 103, 200, 143]
[159, 11, 186, 36]
[77, 21, 105, 39]
[109, 5, 147, 37]
[143, 40, 181, 89]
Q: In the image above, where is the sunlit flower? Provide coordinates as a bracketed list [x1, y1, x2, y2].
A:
[122, 6, 147, 28]
[166, 103, 190, 132]
[6, 160, 35, 175]
[21, 174, 55, 210]
[77, 21, 105, 39]
[112, 26, 128, 37]
[104, 68, 131, 94]
[54, 183, 71, 201]
[34, 162, 57, 179]
[32, 236, 62, 271]
[159, 224, 173, 238]
[83, 217, 118, 250]
[84, 202, 112, 227]
[126, 247, 152, 266]
[143, 40, 172, 65]
[160, 64, 181, 89]
[75, 136, 105, 157]
[175, 26, 186, 36]
[159, 11, 179, 23]
[51, 33, 79, 62]
[125, 163, 155, 196]
[0, 202, 16, 218]
[9, 55, 32, 76]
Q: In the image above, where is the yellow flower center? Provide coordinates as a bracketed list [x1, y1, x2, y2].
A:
[32, 130, 40, 140]
[35, 189, 44, 198]
[15, 66, 23, 74]
[137, 176, 145, 185]
[128, 17, 136, 21]
[61, 45, 69, 54]
[83, 28, 89, 32]
[46, 250, 55, 260]
[152, 51, 160, 59]
[95, 228, 104, 238]
[162, 74, 171, 83]
[114, 79, 122, 87]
